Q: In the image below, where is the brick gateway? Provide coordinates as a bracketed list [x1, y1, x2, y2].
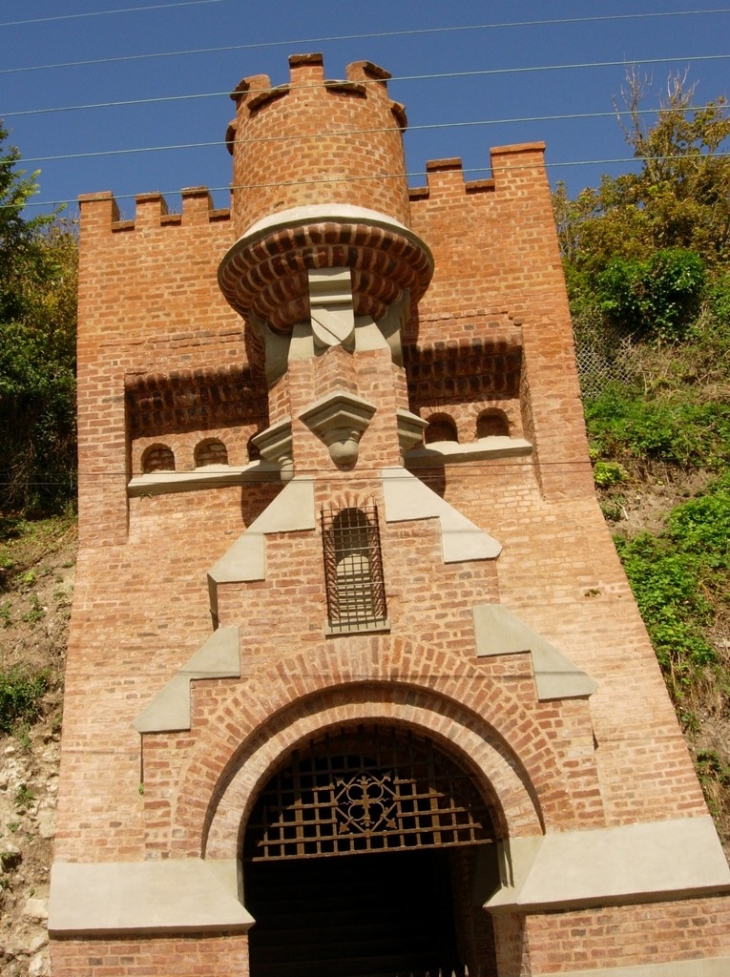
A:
[49, 54, 730, 977]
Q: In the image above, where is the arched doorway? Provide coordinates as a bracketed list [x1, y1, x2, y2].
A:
[243, 726, 499, 977]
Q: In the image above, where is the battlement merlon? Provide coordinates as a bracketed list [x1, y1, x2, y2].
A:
[78, 187, 231, 234]
[409, 144, 549, 201]
[229, 54, 392, 105]
[226, 54, 405, 152]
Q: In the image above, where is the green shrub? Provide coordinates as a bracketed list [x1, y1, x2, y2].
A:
[707, 270, 730, 324]
[616, 533, 716, 684]
[668, 479, 730, 575]
[0, 668, 47, 734]
[585, 384, 730, 469]
[592, 460, 627, 487]
[597, 248, 706, 340]
[614, 475, 730, 697]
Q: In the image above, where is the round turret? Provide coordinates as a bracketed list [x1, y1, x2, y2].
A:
[218, 54, 432, 335]
[226, 53, 411, 235]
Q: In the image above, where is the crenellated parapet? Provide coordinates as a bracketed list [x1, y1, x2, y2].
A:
[78, 186, 231, 233]
[225, 53, 410, 235]
[408, 144, 547, 202]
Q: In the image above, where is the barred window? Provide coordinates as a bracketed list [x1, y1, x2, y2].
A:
[321, 504, 388, 635]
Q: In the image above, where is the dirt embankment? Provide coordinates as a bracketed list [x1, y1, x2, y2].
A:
[0, 519, 76, 977]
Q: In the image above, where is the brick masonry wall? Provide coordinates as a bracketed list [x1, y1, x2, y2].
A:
[75, 189, 244, 547]
[56, 56, 727, 976]
[408, 147, 594, 501]
[52, 934, 249, 977]
[524, 896, 730, 974]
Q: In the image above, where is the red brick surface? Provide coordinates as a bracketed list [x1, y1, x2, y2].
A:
[525, 897, 730, 973]
[53, 934, 249, 977]
[53, 53, 727, 977]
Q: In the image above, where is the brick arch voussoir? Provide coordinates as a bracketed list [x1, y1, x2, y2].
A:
[171, 637, 553, 852]
[201, 681, 544, 861]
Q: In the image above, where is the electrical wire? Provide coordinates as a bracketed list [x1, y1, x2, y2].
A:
[0, 0, 230, 30]
[13, 151, 730, 213]
[3, 103, 721, 168]
[4, 53, 730, 120]
[1, 458, 601, 486]
[3, 8, 730, 75]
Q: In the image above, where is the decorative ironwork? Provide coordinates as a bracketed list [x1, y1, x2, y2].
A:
[245, 729, 494, 861]
[321, 503, 388, 634]
[335, 769, 397, 835]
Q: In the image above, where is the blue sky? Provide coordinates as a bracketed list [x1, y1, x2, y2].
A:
[2, 0, 729, 219]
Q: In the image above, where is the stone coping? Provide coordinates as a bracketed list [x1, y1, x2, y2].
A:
[487, 816, 730, 913]
[382, 466, 501, 561]
[49, 859, 252, 936]
[127, 460, 280, 496]
[473, 603, 597, 701]
[405, 436, 532, 466]
[239, 203, 412, 241]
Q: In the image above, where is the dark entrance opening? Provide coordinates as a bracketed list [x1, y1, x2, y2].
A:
[246, 847, 460, 977]
[243, 728, 499, 977]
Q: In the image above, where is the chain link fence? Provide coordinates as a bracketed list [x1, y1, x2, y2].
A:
[572, 313, 637, 399]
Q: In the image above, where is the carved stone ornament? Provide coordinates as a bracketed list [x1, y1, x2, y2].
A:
[299, 391, 377, 470]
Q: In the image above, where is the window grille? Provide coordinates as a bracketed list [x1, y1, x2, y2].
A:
[244, 729, 494, 861]
[321, 504, 388, 634]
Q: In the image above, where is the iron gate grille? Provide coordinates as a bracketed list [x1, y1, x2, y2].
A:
[245, 730, 494, 861]
[321, 503, 388, 634]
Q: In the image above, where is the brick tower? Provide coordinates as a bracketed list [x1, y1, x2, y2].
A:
[50, 54, 730, 977]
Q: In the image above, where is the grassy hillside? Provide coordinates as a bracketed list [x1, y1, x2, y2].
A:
[578, 319, 730, 848]
[565, 72, 730, 848]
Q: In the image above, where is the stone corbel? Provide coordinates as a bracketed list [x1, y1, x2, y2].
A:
[299, 390, 376, 469]
[396, 408, 428, 458]
[249, 314, 291, 386]
[374, 289, 410, 365]
[308, 268, 355, 352]
[251, 418, 294, 481]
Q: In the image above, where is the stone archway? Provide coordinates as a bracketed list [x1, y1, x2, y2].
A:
[202, 679, 544, 862]
[241, 725, 500, 977]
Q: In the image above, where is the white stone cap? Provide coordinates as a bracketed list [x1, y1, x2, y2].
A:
[49, 858, 252, 935]
[487, 816, 730, 913]
[242, 204, 410, 238]
[128, 460, 280, 496]
[405, 436, 532, 466]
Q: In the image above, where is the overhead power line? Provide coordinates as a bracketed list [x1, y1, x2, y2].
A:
[0, 107, 694, 167]
[4, 53, 730, 121]
[0, 0, 229, 29]
[3, 8, 730, 74]
[14, 152, 730, 213]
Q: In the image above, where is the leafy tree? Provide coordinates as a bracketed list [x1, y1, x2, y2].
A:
[554, 71, 730, 337]
[615, 69, 730, 263]
[0, 123, 77, 515]
[596, 248, 706, 340]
